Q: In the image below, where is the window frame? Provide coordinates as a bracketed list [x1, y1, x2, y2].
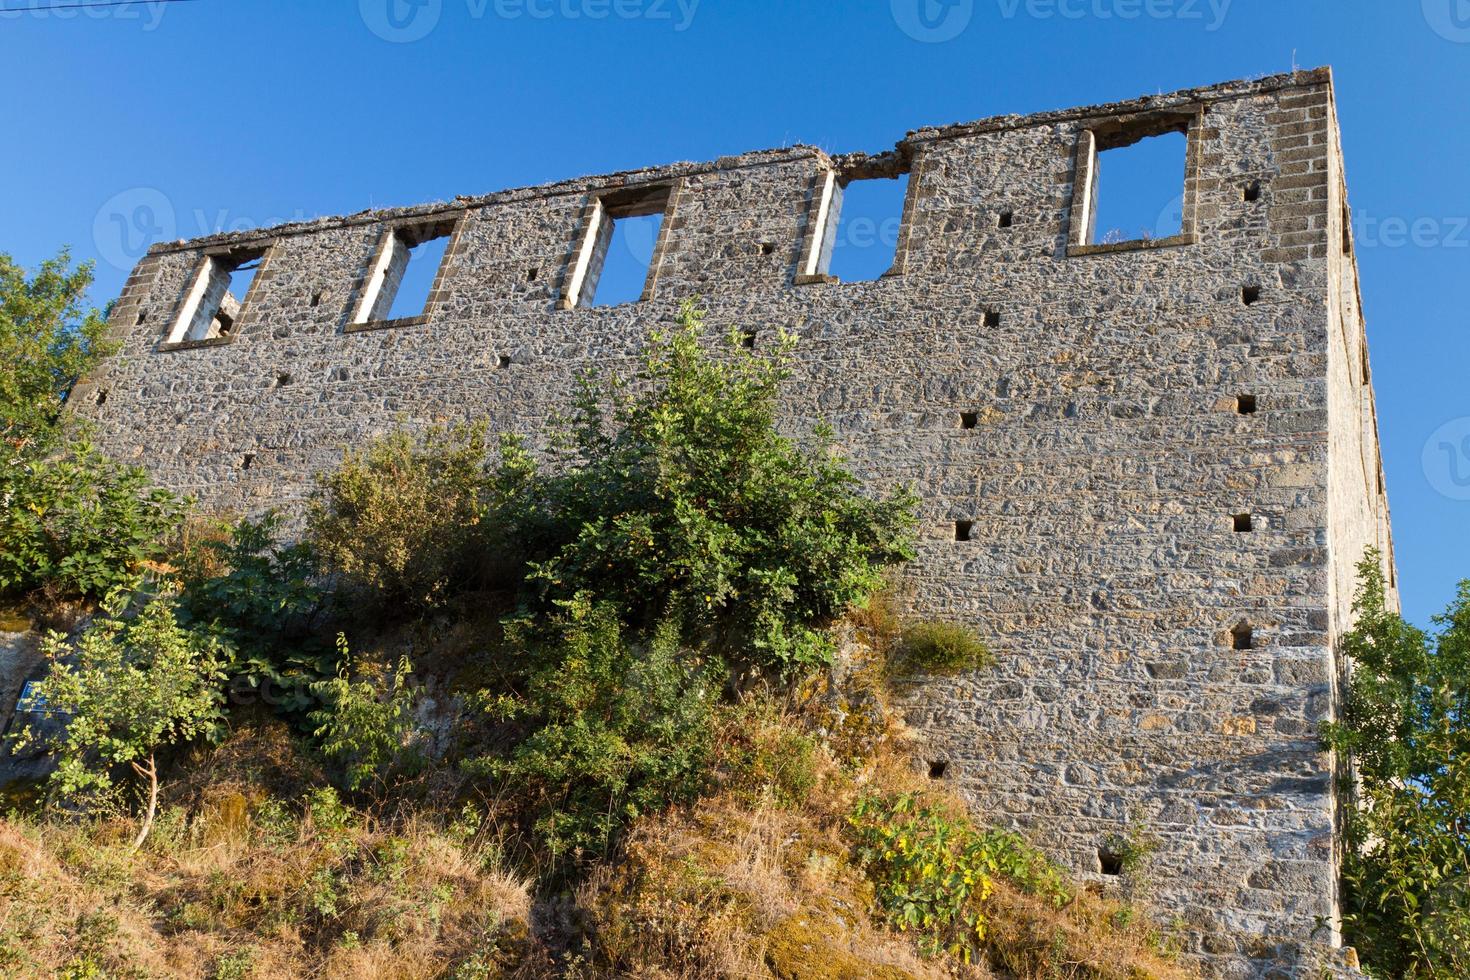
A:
[344, 214, 463, 333]
[1066, 108, 1204, 257]
[556, 181, 679, 310]
[157, 243, 273, 352]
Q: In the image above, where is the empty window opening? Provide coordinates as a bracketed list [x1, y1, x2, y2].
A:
[1378, 471, 1384, 496]
[564, 187, 672, 309]
[526, 267, 539, 282]
[954, 520, 973, 542]
[1242, 285, 1262, 306]
[822, 171, 910, 283]
[928, 760, 949, 780]
[1235, 394, 1258, 415]
[310, 290, 323, 308]
[1083, 126, 1189, 245]
[1098, 847, 1124, 876]
[497, 354, 511, 369]
[984, 310, 1001, 328]
[165, 251, 263, 344]
[1342, 204, 1353, 256]
[352, 222, 454, 325]
[741, 328, 758, 349]
[1361, 355, 1370, 386]
[136, 308, 149, 326]
[997, 210, 1014, 228]
[1243, 181, 1262, 202]
[241, 453, 256, 472]
[959, 411, 979, 430]
[1233, 513, 1254, 533]
[1231, 623, 1254, 650]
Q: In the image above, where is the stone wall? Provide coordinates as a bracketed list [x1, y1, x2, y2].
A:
[71, 68, 1395, 978]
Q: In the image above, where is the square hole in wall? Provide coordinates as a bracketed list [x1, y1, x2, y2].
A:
[241, 453, 256, 472]
[1231, 623, 1254, 650]
[959, 411, 978, 430]
[1232, 513, 1253, 533]
[1098, 847, 1124, 876]
[997, 210, 1014, 228]
[954, 520, 973, 542]
[165, 249, 265, 344]
[1242, 285, 1262, 306]
[983, 310, 1001, 328]
[1243, 181, 1262, 202]
[741, 328, 758, 349]
[497, 354, 511, 369]
[928, 760, 949, 780]
[1086, 125, 1189, 245]
[822, 171, 910, 283]
[1235, 395, 1258, 415]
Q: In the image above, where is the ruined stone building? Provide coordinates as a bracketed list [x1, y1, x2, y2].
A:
[70, 68, 1395, 977]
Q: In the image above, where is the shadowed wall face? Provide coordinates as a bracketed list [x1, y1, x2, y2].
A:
[74, 70, 1392, 979]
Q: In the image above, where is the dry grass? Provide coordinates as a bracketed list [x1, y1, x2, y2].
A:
[0, 720, 534, 979]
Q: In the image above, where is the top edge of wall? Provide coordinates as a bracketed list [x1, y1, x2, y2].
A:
[143, 67, 1333, 258]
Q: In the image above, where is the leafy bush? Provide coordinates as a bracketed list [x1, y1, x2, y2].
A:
[0, 442, 184, 600]
[892, 620, 992, 677]
[469, 598, 718, 868]
[1321, 551, 1470, 979]
[849, 791, 1069, 962]
[11, 588, 227, 847]
[178, 512, 332, 714]
[495, 300, 918, 675]
[307, 422, 492, 612]
[0, 249, 112, 460]
[309, 636, 421, 792]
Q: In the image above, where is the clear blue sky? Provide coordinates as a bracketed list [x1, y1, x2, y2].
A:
[3, 0, 1467, 627]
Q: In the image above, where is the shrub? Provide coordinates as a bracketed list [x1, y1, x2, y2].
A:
[849, 791, 1069, 963]
[178, 513, 332, 714]
[309, 636, 421, 792]
[0, 442, 184, 600]
[468, 599, 718, 869]
[11, 588, 227, 848]
[307, 422, 492, 612]
[1321, 551, 1470, 979]
[892, 620, 992, 677]
[493, 300, 918, 676]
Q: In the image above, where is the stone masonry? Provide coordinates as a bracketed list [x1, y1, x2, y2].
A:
[72, 69, 1395, 977]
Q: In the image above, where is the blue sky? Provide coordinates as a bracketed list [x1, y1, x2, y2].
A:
[3, 0, 1467, 626]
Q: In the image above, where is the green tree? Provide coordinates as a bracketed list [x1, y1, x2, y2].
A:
[309, 634, 420, 792]
[1322, 551, 1470, 978]
[0, 249, 111, 461]
[0, 442, 184, 599]
[12, 589, 227, 848]
[498, 300, 918, 675]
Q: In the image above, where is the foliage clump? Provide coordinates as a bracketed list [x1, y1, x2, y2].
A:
[1322, 550, 1470, 979]
[12, 589, 227, 847]
[892, 620, 992, 677]
[308, 422, 493, 612]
